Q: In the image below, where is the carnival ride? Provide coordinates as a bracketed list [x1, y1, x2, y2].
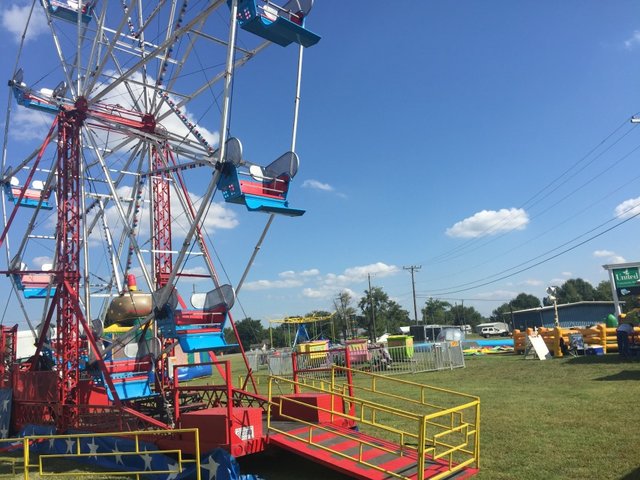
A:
[268, 313, 335, 347]
[0, 1, 480, 478]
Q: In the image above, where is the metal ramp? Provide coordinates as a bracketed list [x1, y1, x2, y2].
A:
[265, 367, 480, 480]
[269, 422, 478, 480]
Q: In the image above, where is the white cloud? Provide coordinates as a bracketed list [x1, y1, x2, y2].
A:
[343, 262, 399, 280]
[624, 30, 640, 50]
[302, 263, 399, 299]
[246, 262, 400, 300]
[614, 197, 640, 219]
[302, 287, 328, 298]
[31, 256, 53, 269]
[1, 3, 48, 43]
[279, 269, 319, 279]
[521, 279, 543, 287]
[9, 108, 55, 142]
[475, 289, 518, 300]
[302, 179, 334, 192]
[561, 272, 572, 277]
[446, 208, 529, 238]
[593, 250, 625, 264]
[244, 268, 321, 290]
[244, 278, 304, 291]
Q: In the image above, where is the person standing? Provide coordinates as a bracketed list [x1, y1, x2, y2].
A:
[616, 321, 634, 358]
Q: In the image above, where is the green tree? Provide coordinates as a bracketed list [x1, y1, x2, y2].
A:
[594, 280, 613, 301]
[543, 278, 603, 305]
[232, 317, 266, 351]
[269, 324, 288, 348]
[446, 304, 485, 326]
[382, 299, 410, 335]
[333, 291, 357, 341]
[491, 293, 541, 321]
[421, 298, 451, 324]
[358, 286, 409, 340]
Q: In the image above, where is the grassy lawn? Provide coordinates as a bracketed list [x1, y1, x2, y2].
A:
[422, 354, 640, 480]
[242, 352, 640, 480]
[3, 352, 639, 479]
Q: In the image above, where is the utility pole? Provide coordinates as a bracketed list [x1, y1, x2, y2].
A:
[368, 273, 377, 342]
[404, 265, 421, 324]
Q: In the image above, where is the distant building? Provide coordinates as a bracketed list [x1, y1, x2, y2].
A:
[508, 301, 617, 331]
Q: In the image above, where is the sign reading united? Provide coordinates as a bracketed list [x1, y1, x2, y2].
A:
[613, 267, 640, 289]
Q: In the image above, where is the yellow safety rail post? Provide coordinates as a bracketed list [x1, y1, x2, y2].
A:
[23, 437, 28, 480]
[0, 437, 27, 479]
[268, 365, 480, 480]
[16, 428, 201, 479]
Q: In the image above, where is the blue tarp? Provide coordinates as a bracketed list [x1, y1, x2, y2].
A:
[0, 389, 11, 439]
[17, 425, 263, 480]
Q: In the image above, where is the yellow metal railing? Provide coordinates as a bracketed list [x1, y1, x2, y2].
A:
[1, 428, 201, 480]
[268, 366, 480, 480]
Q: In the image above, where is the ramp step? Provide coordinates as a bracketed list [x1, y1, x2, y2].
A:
[268, 424, 477, 479]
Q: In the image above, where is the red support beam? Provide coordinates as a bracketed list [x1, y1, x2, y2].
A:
[55, 104, 86, 430]
[152, 144, 173, 289]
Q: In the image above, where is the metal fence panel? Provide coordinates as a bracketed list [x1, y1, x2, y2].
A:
[288, 342, 465, 381]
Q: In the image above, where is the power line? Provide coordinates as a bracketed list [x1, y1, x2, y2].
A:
[424, 117, 639, 266]
[424, 207, 640, 296]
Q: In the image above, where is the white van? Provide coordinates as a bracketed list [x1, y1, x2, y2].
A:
[481, 326, 509, 338]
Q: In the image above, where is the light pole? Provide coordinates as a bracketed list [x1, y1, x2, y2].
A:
[546, 286, 560, 327]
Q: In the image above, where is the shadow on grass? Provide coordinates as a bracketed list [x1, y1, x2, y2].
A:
[564, 355, 640, 365]
[594, 370, 640, 381]
[619, 466, 640, 479]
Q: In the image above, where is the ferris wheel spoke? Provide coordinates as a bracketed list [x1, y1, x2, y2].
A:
[84, 128, 153, 289]
[91, 0, 224, 105]
[83, 0, 137, 99]
[42, 11, 81, 99]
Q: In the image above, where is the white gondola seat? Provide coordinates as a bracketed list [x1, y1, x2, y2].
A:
[4, 177, 53, 210]
[44, 0, 95, 24]
[218, 149, 305, 217]
[232, 0, 320, 48]
[157, 284, 238, 353]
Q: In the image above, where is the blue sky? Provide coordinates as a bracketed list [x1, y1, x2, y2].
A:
[1, 1, 640, 330]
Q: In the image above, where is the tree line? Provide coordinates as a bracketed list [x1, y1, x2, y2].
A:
[224, 278, 613, 351]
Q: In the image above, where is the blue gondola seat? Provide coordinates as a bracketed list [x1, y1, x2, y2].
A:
[43, 0, 95, 24]
[233, 0, 320, 48]
[4, 177, 53, 210]
[9, 69, 65, 114]
[218, 150, 305, 217]
[158, 284, 238, 353]
[103, 355, 155, 401]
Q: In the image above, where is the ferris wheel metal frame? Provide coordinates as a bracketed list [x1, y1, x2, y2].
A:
[0, 0, 317, 438]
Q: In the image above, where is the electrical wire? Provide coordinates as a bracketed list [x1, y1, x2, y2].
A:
[425, 207, 640, 296]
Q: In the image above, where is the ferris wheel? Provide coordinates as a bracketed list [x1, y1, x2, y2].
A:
[0, 0, 320, 433]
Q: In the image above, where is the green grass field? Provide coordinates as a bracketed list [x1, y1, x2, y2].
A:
[238, 353, 640, 480]
[3, 352, 640, 479]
